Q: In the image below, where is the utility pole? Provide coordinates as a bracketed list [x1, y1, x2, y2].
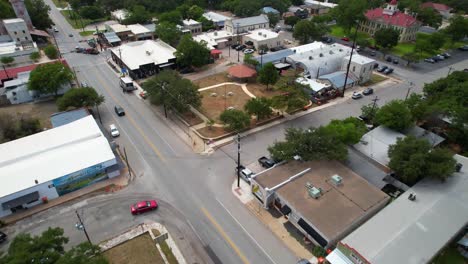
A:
[161, 82, 168, 118]
[342, 21, 359, 97]
[370, 96, 379, 120]
[447, 66, 453, 77]
[2, 64, 10, 79]
[75, 210, 91, 244]
[405, 82, 413, 101]
[236, 133, 241, 188]
[236, 22, 240, 63]
[51, 31, 62, 59]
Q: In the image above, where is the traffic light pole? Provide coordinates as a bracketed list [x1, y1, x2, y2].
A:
[237, 133, 241, 188]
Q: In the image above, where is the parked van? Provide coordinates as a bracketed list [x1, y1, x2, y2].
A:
[120, 76, 135, 92]
[109, 124, 120, 137]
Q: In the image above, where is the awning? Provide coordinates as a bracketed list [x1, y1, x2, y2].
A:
[2, 191, 39, 210]
[280, 204, 291, 215]
[211, 49, 222, 55]
[326, 249, 354, 264]
[274, 63, 291, 69]
[159, 62, 175, 68]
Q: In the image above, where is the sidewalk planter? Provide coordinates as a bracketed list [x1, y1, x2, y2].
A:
[41, 196, 48, 203]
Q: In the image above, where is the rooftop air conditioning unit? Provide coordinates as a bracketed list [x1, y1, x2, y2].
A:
[263, 34, 267, 38]
[319, 53, 323, 57]
[331, 175, 343, 186]
[146, 50, 151, 55]
[258, 32, 262, 35]
[309, 56, 313, 60]
[214, 32, 218, 36]
[308, 187, 322, 199]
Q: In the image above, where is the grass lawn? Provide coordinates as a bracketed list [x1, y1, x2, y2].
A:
[329, 25, 371, 43]
[432, 246, 466, 264]
[51, 0, 68, 8]
[0, 100, 57, 129]
[103, 233, 165, 264]
[60, 10, 106, 30]
[197, 126, 229, 138]
[159, 241, 179, 264]
[391, 43, 415, 56]
[79, 31, 94, 37]
[199, 84, 252, 122]
[364, 74, 387, 86]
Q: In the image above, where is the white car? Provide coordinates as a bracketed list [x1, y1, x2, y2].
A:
[109, 124, 120, 137]
[53, 27, 59, 32]
[243, 49, 254, 54]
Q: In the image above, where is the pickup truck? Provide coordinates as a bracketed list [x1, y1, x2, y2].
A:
[258, 156, 275, 168]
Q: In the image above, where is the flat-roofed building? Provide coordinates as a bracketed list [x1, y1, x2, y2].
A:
[225, 14, 269, 34]
[182, 19, 202, 35]
[243, 29, 283, 50]
[251, 160, 389, 248]
[203, 12, 230, 28]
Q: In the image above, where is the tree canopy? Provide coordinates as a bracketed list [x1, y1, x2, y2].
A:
[444, 15, 468, 42]
[0, 113, 41, 143]
[175, 35, 211, 68]
[0, 0, 15, 19]
[1, 56, 14, 65]
[28, 63, 73, 96]
[293, 20, 328, 44]
[56, 87, 105, 111]
[257, 62, 279, 90]
[220, 109, 251, 131]
[284, 16, 300, 27]
[375, 100, 413, 132]
[388, 136, 456, 185]
[268, 126, 348, 162]
[156, 22, 181, 47]
[143, 70, 201, 113]
[322, 117, 367, 145]
[418, 7, 442, 28]
[374, 28, 399, 51]
[25, 0, 54, 30]
[332, 0, 367, 33]
[244, 97, 273, 121]
[44, 44, 59, 59]
[123, 5, 151, 24]
[271, 81, 309, 112]
[79, 6, 104, 20]
[0, 227, 108, 264]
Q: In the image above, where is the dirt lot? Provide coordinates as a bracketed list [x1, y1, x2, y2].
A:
[247, 83, 283, 98]
[0, 100, 58, 128]
[199, 84, 251, 122]
[179, 111, 204, 126]
[193, 73, 232, 88]
[103, 233, 165, 264]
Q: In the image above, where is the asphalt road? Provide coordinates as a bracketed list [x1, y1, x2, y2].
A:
[3, 6, 468, 264]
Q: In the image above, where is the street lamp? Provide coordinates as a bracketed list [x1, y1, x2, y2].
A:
[341, 20, 360, 97]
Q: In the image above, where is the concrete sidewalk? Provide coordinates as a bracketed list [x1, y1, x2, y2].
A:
[1, 170, 129, 225]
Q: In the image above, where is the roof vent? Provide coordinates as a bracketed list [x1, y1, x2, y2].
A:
[319, 53, 323, 57]
[331, 174, 342, 186]
[214, 32, 218, 36]
[35, 179, 38, 184]
[145, 50, 151, 55]
[306, 182, 322, 199]
[329, 50, 333, 54]
[258, 32, 262, 35]
[339, 49, 343, 52]
[309, 56, 313, 60]
[263, 34, 267, 38]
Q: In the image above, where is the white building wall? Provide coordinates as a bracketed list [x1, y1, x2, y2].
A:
[341, 59, 374, 84]
[244, 34, 282, 50]
[0, 181, 58, 218]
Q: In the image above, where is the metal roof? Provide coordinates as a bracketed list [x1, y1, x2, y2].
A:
[103, 32, 121, 43]
[261, 7, 280, 14]
[319, 71, 357, 89]
[254, 49, 295, 64]
[50, 108, 89, 128]
[232, 15, 269, 28]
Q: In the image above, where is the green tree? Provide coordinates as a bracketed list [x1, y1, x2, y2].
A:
[267, 13, 279, 27]
[332, 0, 367, 33]
[388, 136, 456, 184]
[444, 15, 468, 42]
[220, 109, 251, 131]
[374, 28, 399, 52]
[29, 51, 41, 62]
[188, 5, 204, 20]
[402, 52, 420, 67]
[361, 103, 379, 122]
[243, 54, 259, 66]
[57, 87, 105, 111]
[418, 7, 442, 28]
[158, 10, 182, 25]
[356, 38, 371, 48]
[156, 22, 181, 47]
[257, 62, 279, 90]
[123, 5, 151, 24]
[143, 70, 201, 113]
[375, 100, 413, 132]
[404, 93, 429, 122]
[271, 82, 309, 112]
[284, 16, 300, 27]
[268, 126, 348, 162]
[428, 32, 446, 51]
[44, 44, 59, 59]
[0, 228, 108, 264]
[176, 4, 190, 19]
[0, 114, 42, 142]
[175, 35, 210, 68]
[199, 16, 215, 31]
[1, 56, 14, 65]
[258, 44, 269, 54]
[0, 0, 15, 19]
[28, 62, 73, 96]
[79, 5, 104, 20]
[291, 0, 304, 5]
[244, 97, 273, 121]
[25, 0, 54, 30]
[293, 20, 328, 44]
[323, 117, 367, 145]
[206, 119, 215, 130]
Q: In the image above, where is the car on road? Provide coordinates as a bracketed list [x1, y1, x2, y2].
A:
[114, 105, 125, 116]
[363, 88, 374, 95]
[377, 65, 388, 72]
[236, 165, 254, 183]
[109, 124, 120, 137]
[231, 44, 239, 49]
[139, 90, 148, 99]
[235, 44, 246, 51]
[68, 33, 73, 37]
[258, 156, 275, 168]
[53, 27, 59, 32]
[321, 36, 333, 43]
[441, 52, 450, 58]
[392, 58, 399, 64]
[435, 54, 445, 60]
[424, 58, 435, 63]
[341, 37, 349, 41]
[459, 45, 468, 51]
[81, 81, 88, 87]
[243, 48, 254, 54]
[386, 56, 393, 62]
[464, 68, 468, 72]
[370, 50, 376, 56]
[432, 55, 443, 62]
[384, 67, 394, 74]
[0, 231, 6, 243]
[352, 92, 363, 99]
[130, 200, 158, 215]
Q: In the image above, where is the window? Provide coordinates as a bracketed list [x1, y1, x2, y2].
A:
[14, 31, 17, 35]
[352, 66, 356, 72]
[17, 38, 20, 41]
[22, 30, 25, 33]
[25, 36, 28, 40]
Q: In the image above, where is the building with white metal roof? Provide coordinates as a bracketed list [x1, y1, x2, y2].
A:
[203, 12, 230, 28]
[110, 40, 176, 79]
[0, 115, 119, 218]
[243, 29, 283, 50]
[327, 154, 468, 264]
[225, 14, 269, 34]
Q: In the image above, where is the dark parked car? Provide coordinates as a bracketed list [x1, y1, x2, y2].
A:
[130, 200, 158, 215]
[258, 156, 275, 168]
[0, 231, 7, 243]
[114, 105, 125, 116]
[236, 165, 254, 183]
[235, 44, 246, 51]
[424, 58, 435, 63]
[459, 45, 468, 51]
[377, 65, 388, 72]
[386, 56, 393, 62]
[270, 46, 285, 52]
[321, 36, 333, 43]
[358, 115, 370, 123]
[432, 56, 443, 62]
[373, 62, 379, 69]
[441, 52, 450, 58]
[363, 88, 374, 95]
[384, 68, 394, 74]
[370, 50, 376, 56]
[392, 58, 399, 64]
[179, 67, 194, 74]
[231, 44, 239, 49]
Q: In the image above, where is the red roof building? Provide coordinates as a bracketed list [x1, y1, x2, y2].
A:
[421, 2, 452, 18]
[227, 64, 257, 80]
[359, 0, 422, 42]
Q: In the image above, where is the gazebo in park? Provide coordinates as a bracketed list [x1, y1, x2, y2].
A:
[227, 64, 257, 82]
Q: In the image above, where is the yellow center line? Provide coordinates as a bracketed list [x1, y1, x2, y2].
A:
[93, 70, 166, 162]
[201, 207, 250, 264]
